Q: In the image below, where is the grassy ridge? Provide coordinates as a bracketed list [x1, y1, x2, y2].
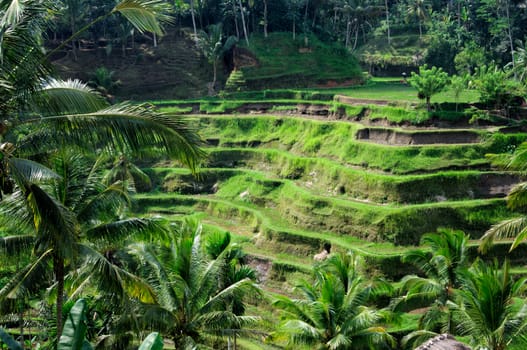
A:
[197, 116, 526, 174]
[136, 171, 513, 245]
[239, 32, 363, 88]
[149, 165, 519, 205]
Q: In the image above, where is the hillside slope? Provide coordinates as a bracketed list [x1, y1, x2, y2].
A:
[51, 29, 365, 99]
[51, 28, 211, 100]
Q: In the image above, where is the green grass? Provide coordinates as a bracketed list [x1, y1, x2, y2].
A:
[135, 171, 512, 246]
[238, 32, 363, 86]
[197, 116, 526, 174]
[148, 164, 520, 205]
[325, 78, 480, 104]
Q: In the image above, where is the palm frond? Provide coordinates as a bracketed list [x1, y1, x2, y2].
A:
[26, 183, 78, 260]
[135, 303, 177, 332]
[0, 234, 34, 257]
[200, 278, 260, 314]
[479, 217, 527, 253]
[195, 311, 259, 332]
[1, 0, 24, 28]
[34, 78, 109, 116]
[112, 0, 173, 35]
[85, 217, 168, 244]
[507, 182, 527, 211]
[401, 330, 439, 350]
[0, 190, 35, 232]
[326, 333, 352, 350]
[76, 182, 129, 223]
[23, 103, 205, 173]
[78, 245, 157, 304]
[8, 157, 60, 186]
[507, 142, 527, 170]
[280, 319, 320, 346]
[126, 242, 179, 310]
[0, 249, 52, 300]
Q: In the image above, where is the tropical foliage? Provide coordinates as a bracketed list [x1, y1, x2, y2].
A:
[408, 65, 450, 111]
[126, 222, 261, 349]
[272, 252, 395, 349]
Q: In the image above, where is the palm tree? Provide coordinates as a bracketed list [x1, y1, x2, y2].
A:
[127, 221, 261, 349]
[273, 252, 395, 349]
[453, 259, 527, 350]
[407, 0, 428, 38]
[197, 23, 237, 93]
[0, 0, 204, 198]
[0, 0, 204, 337]
[204, 231, 258, 348]
[0, 152, 162, 339]
[394, 229, 469, 337]
[480, 142, 527, 253]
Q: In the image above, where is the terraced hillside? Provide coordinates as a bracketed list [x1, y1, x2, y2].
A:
[134, 98, 527, 289]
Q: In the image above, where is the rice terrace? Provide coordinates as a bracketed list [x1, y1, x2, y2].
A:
[1, 1, 527, 349]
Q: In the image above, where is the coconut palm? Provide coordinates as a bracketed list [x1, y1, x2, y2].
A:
[0, 152, 162, 339]
[272, 251, 395, 350]
[394, 229, 469, 338]
[453, 259, 527, 350]
[126, 221, 260, 349]
[480, 142, 527, 253]
[0, 1, 204, 337]
[406, 0, 429, 38]
[0, 0, 203, 197]
[197, 23, 237, 93]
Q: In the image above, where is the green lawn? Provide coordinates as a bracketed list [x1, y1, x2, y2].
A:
[314, 78, 481, 104]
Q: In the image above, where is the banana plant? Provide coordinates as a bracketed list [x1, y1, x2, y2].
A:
[57, 299, 92, 350]
[55, 299, 164, 350]
[0, 328, 23, 350]
[138, 332, 164, 350]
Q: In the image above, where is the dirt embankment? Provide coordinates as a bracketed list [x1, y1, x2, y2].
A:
[356, 128, 481, 145]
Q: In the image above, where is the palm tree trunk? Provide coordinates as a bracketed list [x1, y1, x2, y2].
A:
[352, 24, 359, 51]
[504, 0, 515, 76]
[238, 0, 250, 46]
[213, 61, 217, 90]
[263, 0, 268, 38]
[190, 0, 198, 42]
[293, 17, 296, 40]
[303, 0, 309, 42]
[385, 0, 391, 44]
[233, 1, 240, 39]
[54, 253, 65, 338]
[345, 19, 351, 48]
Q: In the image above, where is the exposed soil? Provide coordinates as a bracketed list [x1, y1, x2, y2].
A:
[356, 128, 481, 145]
[477, 173, 521, 197]
[334, 95, 391, 106]
[51, 29, 211, 100]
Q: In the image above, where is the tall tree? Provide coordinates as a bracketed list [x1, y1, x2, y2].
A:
[407, 0, 428, 38]
[0, 0, 204, 338]
[0, 152, 162, 339]
[197, 23, 237, 92]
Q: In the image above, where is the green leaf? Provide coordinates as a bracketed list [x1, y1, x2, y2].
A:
[0, 328, 23, 350]
[58, 299, 90, 350]
[113, 0, 173, 35]
[138, 332, 164, 350]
